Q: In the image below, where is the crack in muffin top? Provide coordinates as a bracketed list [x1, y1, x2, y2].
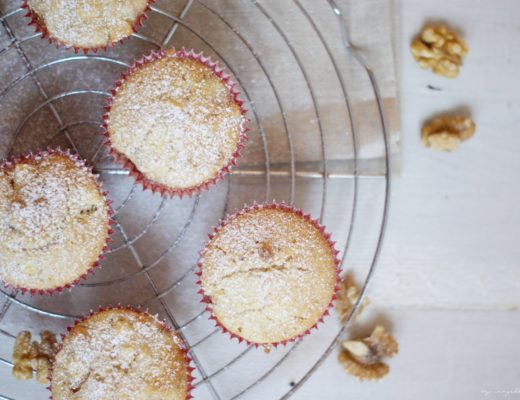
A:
[200, 207, 338, 344]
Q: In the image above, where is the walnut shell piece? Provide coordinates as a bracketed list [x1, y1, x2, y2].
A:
[422, 115, 476, 151]
[411, 24, 468, 78]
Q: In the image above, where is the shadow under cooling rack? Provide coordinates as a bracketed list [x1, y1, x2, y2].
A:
[0, 0, 390, 399]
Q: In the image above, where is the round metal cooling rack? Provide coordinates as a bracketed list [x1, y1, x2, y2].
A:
[0, 0, 390, 399]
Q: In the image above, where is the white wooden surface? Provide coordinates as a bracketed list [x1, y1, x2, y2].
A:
[295, 0, 520, 398]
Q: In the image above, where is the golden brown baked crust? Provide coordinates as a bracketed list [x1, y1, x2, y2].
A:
[107, 51, 244, 191]
[26, 0, 150, 49]
[0, 151, 110, 292]
[200, 205, 338, 344]
[51, 308, 189, 400]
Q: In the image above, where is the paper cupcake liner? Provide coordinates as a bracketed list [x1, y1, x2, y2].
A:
[0, 148, 114, 296]
[101, 48, 250, 198]
[196, 202, 342, 348]
[21, 0, 156, 54]
[48, 305, 195, 400]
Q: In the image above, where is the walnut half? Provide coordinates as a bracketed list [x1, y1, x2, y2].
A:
[12, 330, 57, 384]
[422, 115, 476, 151]
[335, 274, 369, 324]
[338, 325, 398, 381]
[411, 24, 468, 78]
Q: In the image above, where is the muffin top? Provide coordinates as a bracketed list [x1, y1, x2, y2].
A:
[26, 0, 150, 49]
[51, 308, 190, 400]
[0, 151, 110, 291]
[200, 205, 339, 344]
[106, 50, 245, 191]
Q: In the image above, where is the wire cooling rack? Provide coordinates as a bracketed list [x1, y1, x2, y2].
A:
[0, 0, 391, 398]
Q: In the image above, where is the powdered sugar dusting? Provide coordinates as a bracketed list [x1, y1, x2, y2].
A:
[52, 309, 188, 400]
[107, 51, 245, 190]
[0, 151, 110, 291]
[26, 0, 150, 49]
[200, 205, 338, 345]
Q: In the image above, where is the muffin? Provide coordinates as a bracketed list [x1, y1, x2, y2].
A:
[198, 203, 341, 346]
[0, 149, 112, 295]
[23, 0, 153, 51]
[103, 48, 249, 198]
[51, 307, 192, 400]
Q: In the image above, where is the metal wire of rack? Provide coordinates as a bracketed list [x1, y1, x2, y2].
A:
[0, 0, 391, 399]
